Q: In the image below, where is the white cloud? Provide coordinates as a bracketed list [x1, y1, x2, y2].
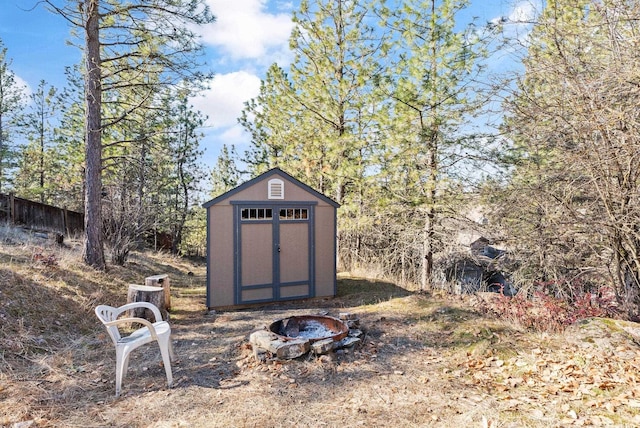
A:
[489, 0, 541, 47]
[202, 0, 294, 61]
[219, 124, 251, 145]
[191, 71, 262, 129]
[508, 1, 539, 23]
[13, 74, 31, 99]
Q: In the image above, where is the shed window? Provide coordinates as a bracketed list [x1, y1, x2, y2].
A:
[241, 208, 273, 220]
[279, 208, 308, 220]
[268, 179, 284, 199]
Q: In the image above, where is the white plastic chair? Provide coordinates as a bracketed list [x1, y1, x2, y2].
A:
[95, 302, 174, 397]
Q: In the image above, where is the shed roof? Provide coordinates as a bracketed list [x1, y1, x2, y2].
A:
[202, 167, 340, 209]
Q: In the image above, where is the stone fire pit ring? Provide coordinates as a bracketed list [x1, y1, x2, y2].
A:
[250, 313, 362, 360]
[268, 315, 349, 343]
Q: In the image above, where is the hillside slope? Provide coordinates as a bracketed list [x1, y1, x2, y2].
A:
[1, 226, 640, 427]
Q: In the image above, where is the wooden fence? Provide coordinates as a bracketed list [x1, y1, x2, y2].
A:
[0, 193, 84, 236]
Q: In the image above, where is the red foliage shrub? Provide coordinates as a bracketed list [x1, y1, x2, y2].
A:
[479, 279, 618, 332]
[33, 251, 59, 267]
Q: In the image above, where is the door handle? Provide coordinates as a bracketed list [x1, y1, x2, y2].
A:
[277, 244, 281, 252]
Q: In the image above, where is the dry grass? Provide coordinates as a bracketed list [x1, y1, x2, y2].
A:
[2, 227, 640, 427]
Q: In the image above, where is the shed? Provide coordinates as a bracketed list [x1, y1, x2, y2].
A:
[202, 168, 340, 309]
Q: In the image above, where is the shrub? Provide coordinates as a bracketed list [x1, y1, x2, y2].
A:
[479, 279, 618, 332]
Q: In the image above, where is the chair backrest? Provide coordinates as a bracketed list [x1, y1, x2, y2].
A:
[95, 305, 122, 345]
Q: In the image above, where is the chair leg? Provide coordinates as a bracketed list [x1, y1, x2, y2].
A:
[122, 352, 131, 380]
[168, 337, 175, 361]
[115, 347, 129, 397]
[158, 338, 173, 388]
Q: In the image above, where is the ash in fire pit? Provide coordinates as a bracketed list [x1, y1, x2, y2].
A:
[250, 313, 363, 360]
[269, 315, 348, 343]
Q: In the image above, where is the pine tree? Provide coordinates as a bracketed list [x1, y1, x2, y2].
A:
[239, 0, 389, 274]
[163, 88, 206, 254]
[14, 81, 61, 203]
[241, 0, 383, 198]
[210, 144, 243, 197]
[377, 0, 487, 290]
[53, 65, 88, 212]
[240, 64, 298, 175]
[0, 41, 26, 193]
[44, 0, 215, 269]
[286, 0, 382, 203]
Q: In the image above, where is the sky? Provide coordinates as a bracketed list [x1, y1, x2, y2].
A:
[0, 0, 539, 170]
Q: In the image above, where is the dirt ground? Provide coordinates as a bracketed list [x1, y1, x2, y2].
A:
[2, 239, 640, 427]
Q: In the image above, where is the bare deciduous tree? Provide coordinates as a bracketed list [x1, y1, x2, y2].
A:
[501, 0, 640, 310]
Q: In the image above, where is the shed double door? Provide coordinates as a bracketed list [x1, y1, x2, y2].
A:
[235, 205, 313, 304]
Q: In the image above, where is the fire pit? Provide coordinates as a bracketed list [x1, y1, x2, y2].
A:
[250, 313, 362, 360]
[268, 315, 349, 343]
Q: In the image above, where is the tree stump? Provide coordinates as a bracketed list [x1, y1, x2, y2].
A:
[145, 274, 171, 311]
[126, 284, 168, 321]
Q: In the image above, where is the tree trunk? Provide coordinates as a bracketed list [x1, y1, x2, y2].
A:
[422, 206, 435, 291]
[0, 107, 5, 193]
[127, 284, 168, 321]
[82, 0, 105, 270]
[145, 274, 171, 311]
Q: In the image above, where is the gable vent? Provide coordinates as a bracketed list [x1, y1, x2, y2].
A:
[268, 179, 284, 199]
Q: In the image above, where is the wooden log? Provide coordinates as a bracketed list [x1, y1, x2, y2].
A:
[126, 284, 168, 321]
[145, 274, 171, 310]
